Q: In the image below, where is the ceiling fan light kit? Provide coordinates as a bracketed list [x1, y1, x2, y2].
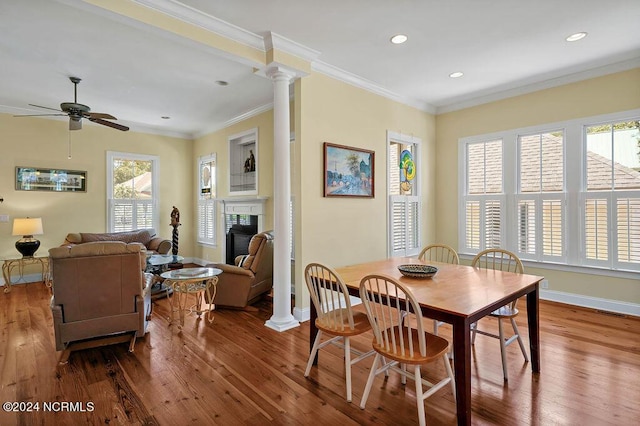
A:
[14, 76, 129, 132]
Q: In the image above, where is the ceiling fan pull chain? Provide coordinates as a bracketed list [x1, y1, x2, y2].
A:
[68, 131, 72, 159]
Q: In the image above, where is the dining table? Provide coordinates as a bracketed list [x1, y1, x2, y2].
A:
[308, 256, 544, 426]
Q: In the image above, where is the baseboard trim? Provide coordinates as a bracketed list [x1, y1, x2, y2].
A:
[293, 306, 310, 322]
[540, 289, 640, 317]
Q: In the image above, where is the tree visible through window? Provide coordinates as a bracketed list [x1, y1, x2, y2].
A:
[107, 152, 158, 233]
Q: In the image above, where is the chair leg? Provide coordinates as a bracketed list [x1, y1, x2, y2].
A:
[344, 336, 352, 402]
[414, 365, 426, 426]
[443, 353, 456, 403]
[401, 363, 407, 385]
[304, 330, 323, 377]
[471, 321, 478, 345]
[360, 353, 380, 409]
[511, 318, 529, 362]
[498, 318, 508, 381]
[433, 319, 439, 335]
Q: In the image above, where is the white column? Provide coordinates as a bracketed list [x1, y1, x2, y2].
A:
[265, 67, 299, 332]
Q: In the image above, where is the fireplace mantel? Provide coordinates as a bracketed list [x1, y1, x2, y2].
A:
[219, 196, 268, 232]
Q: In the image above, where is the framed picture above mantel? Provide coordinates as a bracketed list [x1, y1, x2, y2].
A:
[323, 142, 375, 198]
[15, 166, 87, 192]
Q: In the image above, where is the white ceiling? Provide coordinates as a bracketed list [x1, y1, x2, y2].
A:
[1, 0, 639, 139]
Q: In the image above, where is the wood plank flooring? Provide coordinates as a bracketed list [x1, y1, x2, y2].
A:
[1, 281, 638, 425]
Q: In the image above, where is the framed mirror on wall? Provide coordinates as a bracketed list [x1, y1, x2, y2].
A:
[228, 128, 258, 195]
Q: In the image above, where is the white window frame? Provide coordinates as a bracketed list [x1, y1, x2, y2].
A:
[458, 109, 640, 274]
[106, 151, 159, 232]
[198, 153, 217, 246]
[387, 130, 422, 257]
[514, 129, 567, 263]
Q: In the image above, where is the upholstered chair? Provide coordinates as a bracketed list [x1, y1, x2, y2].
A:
[49, 241, 153, 362]
[206, 231, 273, 308]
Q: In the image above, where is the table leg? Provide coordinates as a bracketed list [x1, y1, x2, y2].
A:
[527, 284, 541, 373]
[452, 318, 471, 426]
[310, 298, 318, 365]
[2, 261, 11, 293]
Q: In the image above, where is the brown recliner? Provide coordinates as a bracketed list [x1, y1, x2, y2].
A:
[49, 241, 152, 360]
[206, 231, 273, 308]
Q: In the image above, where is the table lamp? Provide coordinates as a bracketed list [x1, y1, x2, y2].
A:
[12, 217, 44, 257]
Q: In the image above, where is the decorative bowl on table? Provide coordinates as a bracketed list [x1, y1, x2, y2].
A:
[398, 264, 438, 279]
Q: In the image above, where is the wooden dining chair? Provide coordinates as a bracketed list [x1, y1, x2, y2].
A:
[418, 243, 460, 265]
[304, 263, 374, 402]
[359, 274, 455, 426]
[418, 244, 460, 336]
[471, 248, 529, 381]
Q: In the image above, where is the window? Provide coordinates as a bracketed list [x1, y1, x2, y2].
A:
[583, 120, 640, 268]
[198, 154, 216, 245]
[461, 139, 504, 251]
[388, 131, 421, 257]
[107, 152, 159, 232]
[458, 110, 640, 273]
[516, 131, 565, 262]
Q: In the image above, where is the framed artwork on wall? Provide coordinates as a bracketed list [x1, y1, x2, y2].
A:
[15, 166, 87, 192]
[323, 142, 375, 198]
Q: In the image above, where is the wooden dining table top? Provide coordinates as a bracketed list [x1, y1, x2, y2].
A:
[333, 256, 544, 318]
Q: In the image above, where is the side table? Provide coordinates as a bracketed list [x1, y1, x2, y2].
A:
[146, 254, 184, 300]
[2, 255, 51, 293]
[161, 267, 222, 329]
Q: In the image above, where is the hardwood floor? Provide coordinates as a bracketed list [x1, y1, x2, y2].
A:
[1, 281, 638, 425]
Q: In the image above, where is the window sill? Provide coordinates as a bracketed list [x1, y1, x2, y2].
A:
[458, 254, 639, 280]
[197, 242, 217, 248]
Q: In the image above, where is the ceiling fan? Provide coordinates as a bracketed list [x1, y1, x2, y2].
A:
[14, 76, 129, 131]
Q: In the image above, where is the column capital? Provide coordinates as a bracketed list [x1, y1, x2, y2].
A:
[264, 65, 297, 82]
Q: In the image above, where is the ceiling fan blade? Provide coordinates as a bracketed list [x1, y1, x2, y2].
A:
[14, 113, 67, 117]
[28, 103, 63, 112]
[88, 117, 129, 131]
[84, 112, 117, 120]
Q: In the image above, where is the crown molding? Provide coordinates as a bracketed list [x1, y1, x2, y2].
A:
[312, 61, 436, 115]
[436, 57, 640, 114]
[193, 102, 274, 139]
[132, 0, 264, 51]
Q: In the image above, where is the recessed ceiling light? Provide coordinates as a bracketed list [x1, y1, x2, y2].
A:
[161, 116, 170, 120]
[215, 80, 229, 86]
[566, 32, 587, 42]
[449, 72, 464, 78]
[390, 34, 408, 44]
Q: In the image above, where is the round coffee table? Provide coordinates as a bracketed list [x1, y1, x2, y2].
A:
[161, 267, 222, 329]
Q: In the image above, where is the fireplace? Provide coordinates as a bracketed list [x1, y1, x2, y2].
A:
[220, 196, 268, 265]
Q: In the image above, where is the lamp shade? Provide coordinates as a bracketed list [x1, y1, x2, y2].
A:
[12, 217, 44, 236]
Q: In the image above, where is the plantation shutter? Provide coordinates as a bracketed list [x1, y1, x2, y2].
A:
[390, 195, 420, 257]
[198, 199, 216, 243]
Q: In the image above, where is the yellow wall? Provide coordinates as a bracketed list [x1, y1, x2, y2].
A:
[192, 109, 275, 263]
[0, 114, 193, 265]
[294, 72, 436, 307]
[435, 68, 640, 303]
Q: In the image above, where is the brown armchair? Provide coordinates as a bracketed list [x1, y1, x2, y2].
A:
[206, 231, 273, 308]
[49, 241, 152, 362]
